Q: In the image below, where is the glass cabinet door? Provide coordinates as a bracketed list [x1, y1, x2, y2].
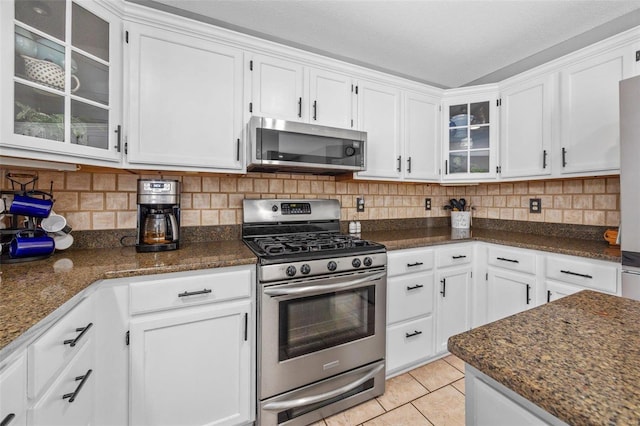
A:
[447, 101, 492, 175]
[9, 0, 119, 160]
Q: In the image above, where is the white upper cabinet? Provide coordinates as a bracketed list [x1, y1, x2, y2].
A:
[1, 0, 122, 165]
[308, 68, 355, 129]
[401, 90, 440, 181]
[355, 79, 402, 180]
[250, 54, 305, 122]
[499, 73, 556, 179]
[125, 21, 244, 172]
[249, 54, 355, 128]
[558, 44, 635, 175]
[442, 90, 499, 181]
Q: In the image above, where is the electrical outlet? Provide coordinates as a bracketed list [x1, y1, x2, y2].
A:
[357, 197, 365, 212]
[425, 198, 431, 210]
[529, 198, 542, 213]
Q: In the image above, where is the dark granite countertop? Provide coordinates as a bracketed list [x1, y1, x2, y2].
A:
[0, 240, 256, 352]
[363, 226, 621, 262]
[448, 290, 640, 426]
[0, 226, 621, 355]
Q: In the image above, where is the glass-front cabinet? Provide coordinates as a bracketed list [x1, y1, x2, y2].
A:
[1, 0, 121, 164]
[442, 92, 498, 181]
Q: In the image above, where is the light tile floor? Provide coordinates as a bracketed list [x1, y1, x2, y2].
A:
[312, 355, 466, 426]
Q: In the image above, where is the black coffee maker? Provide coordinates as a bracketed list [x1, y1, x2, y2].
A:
[136, 179, 180, 252]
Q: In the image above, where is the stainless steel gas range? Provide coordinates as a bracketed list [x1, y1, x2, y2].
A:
[242, 199, 387, 426]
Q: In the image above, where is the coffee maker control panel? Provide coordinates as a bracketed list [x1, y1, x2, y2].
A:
[143, 181, 174, 193]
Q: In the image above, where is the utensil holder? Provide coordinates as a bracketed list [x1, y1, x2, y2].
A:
[451, 211, 471, 229]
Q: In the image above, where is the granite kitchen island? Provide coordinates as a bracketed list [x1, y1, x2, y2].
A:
[448, 290, 640, 426]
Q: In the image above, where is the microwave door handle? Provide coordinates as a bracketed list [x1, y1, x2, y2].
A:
[262, 362, 384, 411]
[263, 271, 385, 296]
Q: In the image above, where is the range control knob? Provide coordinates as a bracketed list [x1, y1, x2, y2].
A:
[327, 261, 337, 272]
[300, 264, 311, 275]
[363, 257, 373, 267]
[286, 265, 297, 277]
[272, 205, 278, 212]
[352, 258, 362, 268]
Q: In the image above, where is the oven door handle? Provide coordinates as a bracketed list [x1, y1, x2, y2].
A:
[263, 271, 386, 296]
[262, 362, 385, 411]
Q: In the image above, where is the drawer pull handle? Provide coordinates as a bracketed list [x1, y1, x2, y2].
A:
[405, 330, 423, 338]
[406, 262, 424, 267]
[497, 257, 519, 263]
[452, 255, 466, 259]
[62, 369, 92, 403]
[406, 284, 424, 291]
[178, 289, 212, 297]
[1, 414, 15, 426]
[547, 290, 552, 303]
[63, 323, 93, 347]
[560, 270, 592, 279]
[526, 284, 531, 305]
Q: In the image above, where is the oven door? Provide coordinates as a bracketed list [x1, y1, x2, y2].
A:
[259, 267, 386, 400]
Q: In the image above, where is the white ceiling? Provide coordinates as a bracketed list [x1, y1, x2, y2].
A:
[136, 0, 640, 88]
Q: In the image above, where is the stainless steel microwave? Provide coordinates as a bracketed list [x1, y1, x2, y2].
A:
[247, 116, 367, 175]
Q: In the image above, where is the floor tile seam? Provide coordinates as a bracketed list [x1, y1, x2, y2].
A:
[420, 378, 465, 394]
[406, 371, 435, 394]
[408, 401, 436, 426]
[442, 357, 465, 373]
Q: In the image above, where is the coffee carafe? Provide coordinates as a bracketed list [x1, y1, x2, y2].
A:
[136, 179, 180, 252]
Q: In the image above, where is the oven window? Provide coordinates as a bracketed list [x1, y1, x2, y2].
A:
[278, 286, 375, 361]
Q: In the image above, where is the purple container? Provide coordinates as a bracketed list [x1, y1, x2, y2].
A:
[9, 230, 55, 258]
[9, 194, 53, 218]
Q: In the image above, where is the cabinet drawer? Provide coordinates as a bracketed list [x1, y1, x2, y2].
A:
[0, 354, 27, 426]
[387, 272, 434, 324]
[130, 267, 253, 315]
[488, 246, 536, 275]
[28, 298, 94, 399]
[386, 316, 434, 374]
[31, 340, 95, 426]
[388, 248, 434, 277]
[545, 256, 617, 294]
[436, 244, 473, 268]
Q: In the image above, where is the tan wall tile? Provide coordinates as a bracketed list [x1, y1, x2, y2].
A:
[269, 179, 283, 193]
[92, 212, 115, 230]
[500, 183, 514, 195]
[106, 192, 129, 210]
[210, 194, 227, 209]
[528, 181, 545, 194]
[506, 196, 520, 208]
[487, 208, 500, 219]
[66, 172, 91, 191]
[324, 181, 336, 194]
[117, 211, 136, 229]
[201, 210, 219, 226]
[37, 171, 65, 191]
[203, 176, 220, 192]
[594, 194, 617, 210]
[553, 195, 571, 209]
[298, 180, 311, 194]
[584, 210, 606, 226]
[254, 178, 269, 193]
[117, 174, 138, 191]
[513, 208, 528, 221]
[513, 182, 529, 194]
[545, 209, 562, 223]
[487, 184, 500, 195]
[283, 179, 297, 194]
[606, 211, 621, 226]
[563, 210, 583, 224]
[311, 181, 324, 194]
[192, 193, 211, 209]
[180, 193, 192, 209]
[606, 177, 620, 193]
[229, 193, 244, 209]
[182, 176, 201, 193]
[545, 181, 563, 194]
[336, 182, 348, 194]
[359, 183, 370, 195]
[219, 209, 236, 224]
[493, 196, 506, 207]
[237, 177, 253, 193]
[54, 192, 79, 211]
[65, 212, 91, 230]
[563, 180, 583, 194]
[93, 173, 116, 191]
[572, 195, 593, 210]
[583, 178, 605, 194]
[80, 193, 104, 210]
[499, 208, 514, 220]
[181, 210, 200, 226]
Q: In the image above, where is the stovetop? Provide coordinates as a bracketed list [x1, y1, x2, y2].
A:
[244, 232, 385, 264]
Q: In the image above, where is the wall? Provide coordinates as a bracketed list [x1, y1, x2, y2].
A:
[0, 168, 620, 231]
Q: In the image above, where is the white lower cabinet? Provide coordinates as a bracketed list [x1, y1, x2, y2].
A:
[0, 353, 27, 426]
[436, 265, 472, 354]
[544, 280, 583, 303]
[466, 365, 565, 426]
[487, 269, 535, 323]
[30, 341, 95, 426]
[128, 266, 255, 426]
[386, 248, 435, 376]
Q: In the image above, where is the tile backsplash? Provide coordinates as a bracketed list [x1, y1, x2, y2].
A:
[0, 168, 620, 231]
